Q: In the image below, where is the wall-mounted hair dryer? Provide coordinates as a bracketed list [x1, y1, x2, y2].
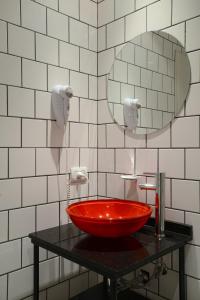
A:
[51, 85, 73, 128]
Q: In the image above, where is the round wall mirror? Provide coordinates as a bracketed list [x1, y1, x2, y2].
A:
[107, 31, 191, 135]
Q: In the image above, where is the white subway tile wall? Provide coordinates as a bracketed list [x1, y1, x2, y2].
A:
[97, 1, 200, 300]
[8, 25, 35, 59]
[47, 9, 68, 41]
[0, 0, 98, 298]
[0, 0, 200, 299]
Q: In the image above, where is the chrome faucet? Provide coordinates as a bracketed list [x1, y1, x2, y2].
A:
[138, 172, 165, 240]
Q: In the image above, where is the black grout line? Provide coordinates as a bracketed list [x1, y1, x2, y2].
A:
[19, 0, 22, 27]
[46, 120, 48, 148]
[46, 63, 49, 92]
[169, 178, 172, 208]
[45, 6, 47, 35]
[6, 272, 8, 300]
[33, 90, 36, 119]
[7, 148, 9, 179]
[0, 22, 97, 55]
[21, 178, 24, 208]
[7, 209, 10, 242]
[6, 22, 9, 53]
[99, 26, 185, 55]
[199, 181, 200, 214]
[184, 21, 187, 49]
[146, 6, 147, 32]
[78, 0, 81, 21]
[113, 0, 116, 20]
[20, 118, 22, 147]
[88, 123, 90, 148]
[105, 24, 108, 49]
[171, 0, 173, 27]
[46, 176, 49, 204]
[20, 238, 23, 269]
[99, 0, 160, 29]
[34, 32, 36, 61]
[68, 17, 70, 44]
[34, 148, 37, 178]
[88, 24, 90, 49]
[97, 171, 200, 182]
[6, 85, 8, 117]
[21, 57, 23, 87]
[104, 0, 200, 32]
[1, 143, 200, 151]
[184, 148, 186, 179]
[134, 0, 136, 11]
[109, 79, 173, 99]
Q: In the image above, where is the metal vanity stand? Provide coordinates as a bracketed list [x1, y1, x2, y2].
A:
[29, 219, 192, 300]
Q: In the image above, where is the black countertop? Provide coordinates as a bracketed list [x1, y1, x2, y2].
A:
[29, 219, 192, 279]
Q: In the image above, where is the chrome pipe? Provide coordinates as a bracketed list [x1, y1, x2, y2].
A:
[138, 172, 165, 239]
[155, 173, 165, 239]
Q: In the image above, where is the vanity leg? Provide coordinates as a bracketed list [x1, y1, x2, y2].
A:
[103, 277, 108, 290]
[179, 246, 187, 300]
[34, 244, 39, 300]
[110, 280, 117, 300]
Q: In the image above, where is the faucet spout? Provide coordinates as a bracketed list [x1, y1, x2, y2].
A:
[138, 183, 156, 191]
[138, 172, 165, 239]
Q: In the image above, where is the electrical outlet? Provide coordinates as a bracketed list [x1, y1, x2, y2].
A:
[139, 270, 150, 284]
[70, 167, 88, 185]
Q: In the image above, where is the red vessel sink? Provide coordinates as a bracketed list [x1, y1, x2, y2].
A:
[66, 199, 152, 238]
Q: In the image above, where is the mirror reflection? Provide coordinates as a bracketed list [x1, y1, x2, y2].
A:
[107, 31, 191, 134]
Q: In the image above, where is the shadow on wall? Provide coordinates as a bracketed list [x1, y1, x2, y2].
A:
[126, 180, 139, 200]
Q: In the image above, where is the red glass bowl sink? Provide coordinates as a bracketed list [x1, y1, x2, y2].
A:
[66, 199, 152, 238]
